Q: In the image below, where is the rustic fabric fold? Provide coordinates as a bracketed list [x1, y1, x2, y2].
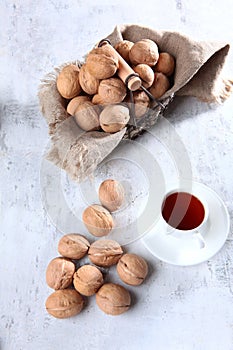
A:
[46, 117, 126, 182]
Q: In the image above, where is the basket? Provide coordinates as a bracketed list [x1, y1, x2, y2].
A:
[38, 24, 231, 182]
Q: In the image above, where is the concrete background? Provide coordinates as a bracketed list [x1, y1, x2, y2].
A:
[1, 1, 233, 349]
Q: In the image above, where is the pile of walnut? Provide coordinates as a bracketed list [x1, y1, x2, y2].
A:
[57, 39, 175, 132]
[45, 179, 148, 318]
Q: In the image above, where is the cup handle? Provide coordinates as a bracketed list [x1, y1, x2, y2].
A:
[193, 231, 205, 249]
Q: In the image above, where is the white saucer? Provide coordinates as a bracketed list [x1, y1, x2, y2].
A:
[142, 182, 230, 266]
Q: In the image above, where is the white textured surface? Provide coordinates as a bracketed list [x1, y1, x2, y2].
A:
[1, 1, 233, 350]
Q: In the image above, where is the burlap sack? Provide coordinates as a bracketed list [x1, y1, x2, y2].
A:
[38, 24, 232, 182]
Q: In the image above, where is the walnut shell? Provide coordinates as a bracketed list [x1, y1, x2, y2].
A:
[96, 283, 131, 315]
[56, 64, 81, 99]
[82, 204, 113, 237]
[98, 78, 127, 104]
[149, 72, 170, 99]
[74, 101, 100, 131]
[135, 90, 150, 118]
[88, 239, 123, 267]
[92, 94, 106, 105]
[99, 179, 124, 211]
[79, 64, 100, 95]
[117, 253, 148, 286]
[134, 104, 148, 119]
[58, 234, 90, 259]
[86, 46, 119, 79]
[125, 91, 150, 119]
[46, 257, 75, 290]
[133, 64, 154, 88]
[99, 105, 130, 133]
[67, 95, 90, 116]
[73, 265, 104, 296]
[129, 39, 159, 66]
[45, 289, 84, 319]
[155, 52, 175, 76]
[114, 40, 134, 63]
[133, 90, 150, 105]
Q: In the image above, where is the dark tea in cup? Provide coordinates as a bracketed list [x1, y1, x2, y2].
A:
[162, 192, 205, 231]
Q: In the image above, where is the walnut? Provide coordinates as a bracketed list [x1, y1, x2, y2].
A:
[86, 46, 119, 79]
[45, 289, 84, 319]
[124, 90, 150, 119]
[79, 64, 100, 95]
[73, 265, 104, 296]
[133, 90, 150, 105]
[117, 253, 148, 286]
[129, 39, 159, 66]
[98, 78, 126, 104]
[88, 239, 123, 267]
[58, 234, 90, 259]
[155, 52, 175, 76]
[56, 64, 81, 99]
[74, 101, 100, 131]
[99, 179, 125, 212]
[149, 72, 170, 99]
[99, 105, 130, 133]
[114, 40, 134, 63]
[46, 257, 75, 290]
[92, 94, 106, 105]
[133, 64, 154, 88]
[82, 204, 113, 237]
[96, 283, 131, 315]
[67, 95, 90, 116]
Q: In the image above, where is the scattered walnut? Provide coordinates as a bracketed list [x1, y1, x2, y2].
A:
[117, 253, 148, 286]
[58, 234, 90, 260]
[73, 265, 104, 296]
[45, 289, 84, 319]
[96, 283, 131, 315]
[82, 204, 113, 237]
[88, 239, 123, 267]
[46, 257, 75, 290]
[99, 179, 125, 211]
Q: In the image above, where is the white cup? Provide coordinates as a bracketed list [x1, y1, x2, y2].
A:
[161, 189, 209, 249]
